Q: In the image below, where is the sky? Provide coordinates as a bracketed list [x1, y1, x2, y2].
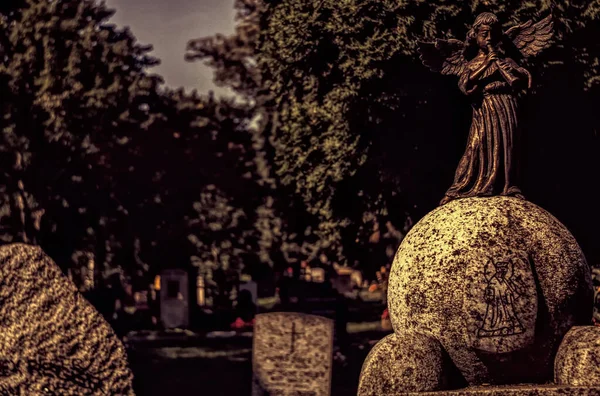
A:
[102, 0, 236, 96]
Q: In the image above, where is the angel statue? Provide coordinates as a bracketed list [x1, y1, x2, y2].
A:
[418, 12, 553, 205]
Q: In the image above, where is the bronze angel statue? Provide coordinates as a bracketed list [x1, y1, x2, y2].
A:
[418, 12, 553, 205]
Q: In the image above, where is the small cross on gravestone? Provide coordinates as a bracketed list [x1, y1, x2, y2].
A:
[286, 321, 304, 354]
[252, 312, 334, 396]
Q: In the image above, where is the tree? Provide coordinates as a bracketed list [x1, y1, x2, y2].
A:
[186, 0, 264, 102]
[0, 0, 164, 285]
[186, 0, 346, 283]
[134, 89, 259, 269]
[254, 0, 600, 270]
[185, 0, 317, 284]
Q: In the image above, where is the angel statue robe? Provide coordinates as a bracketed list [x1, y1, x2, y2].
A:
[418, 13, 553, 204]
[445, 58, 523, 201]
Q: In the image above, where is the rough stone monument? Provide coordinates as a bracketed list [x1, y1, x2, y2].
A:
[160, 268, 189, 329]
[252, 312, 334, 396]
[0, 243, 134, 394]
[358, 11, 600, 396]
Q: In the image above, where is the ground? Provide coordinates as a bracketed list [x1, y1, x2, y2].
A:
[126, 324, 388, 395]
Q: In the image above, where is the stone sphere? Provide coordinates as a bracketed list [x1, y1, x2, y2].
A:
[388, 196, 593, 385]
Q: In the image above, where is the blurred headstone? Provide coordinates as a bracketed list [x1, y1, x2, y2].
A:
[331, 274, 353, 294]
[239, 280, 258, 304]
[234, 287, 257, 325]
[252, 312, 333, 396]
[311, 268, 325, 283]
[160, 269, 189, 329]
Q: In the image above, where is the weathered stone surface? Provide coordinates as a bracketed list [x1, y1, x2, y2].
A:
[555, 326, 600, 386]
[412, 384, 600, 395]
[0, 243, 134, 395]
[387, 196, 592, 385]
[358, 333, 449, 395]
[252, 312, 333, 396]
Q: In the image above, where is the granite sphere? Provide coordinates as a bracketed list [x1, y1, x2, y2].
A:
[387, 196, 593, 385]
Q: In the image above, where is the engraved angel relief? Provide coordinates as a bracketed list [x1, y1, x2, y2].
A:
[418, 13, 554, 206]
[477, 256, 530, 337]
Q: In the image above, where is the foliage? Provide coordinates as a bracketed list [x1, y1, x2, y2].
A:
[186, 0, 263, 100]
[255, 0, 600, 267]
[186, 0, 330, 277]
[138, 90, 260, 277]
[5, 0, 598, 291]
[0, 0, 165, 284]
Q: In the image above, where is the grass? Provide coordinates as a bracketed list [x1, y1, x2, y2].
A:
[151, 346, 253, 360]
[256, 295, 279, 309]
[347, 321, 382, 334]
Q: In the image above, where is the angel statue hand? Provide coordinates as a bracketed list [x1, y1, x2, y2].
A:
[497, 59, 510, 70]
[485, 51, 498, 66]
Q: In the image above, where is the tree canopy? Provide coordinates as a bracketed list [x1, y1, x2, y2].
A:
[251, 0, 600, 267]
[2, 0, 599, 295]
[0, 0, 167, 281]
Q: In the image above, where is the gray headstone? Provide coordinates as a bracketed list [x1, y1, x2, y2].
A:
[160, 269, 189, 329]
[240, 280, 258, 304]
[252, 312, 334, 396]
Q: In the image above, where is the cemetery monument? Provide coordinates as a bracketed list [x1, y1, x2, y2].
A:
[252, 312, 333, 396]
[358, 11, 600, 395]
[160, 268, 189, 329]
[0, 244, 134, 394]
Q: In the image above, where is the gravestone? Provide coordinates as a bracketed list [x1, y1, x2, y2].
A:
[240, 280, 258, 305]
[160, 269, 189, 329]
[331, 274, 353, 294]
[0, 243, 134, 394]
[252, 312, 334, 396]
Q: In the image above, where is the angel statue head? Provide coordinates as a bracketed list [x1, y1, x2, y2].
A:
[417, 12, 553, 206]
[467, 12, 502, 52]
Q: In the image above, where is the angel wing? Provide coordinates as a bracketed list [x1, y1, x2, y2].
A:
[504, 13, 554, 58]
[417, 38, 467, 76]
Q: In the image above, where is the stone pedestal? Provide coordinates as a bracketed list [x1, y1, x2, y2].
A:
[555, 326, 600, 387]
[409, 385, 600, 395]
[358, 333, 449, 394]
[358, 197, 596, 395]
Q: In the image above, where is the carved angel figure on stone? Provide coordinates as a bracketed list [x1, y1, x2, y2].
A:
[478, 256, 528, 338]
[418, 12, 553, 205]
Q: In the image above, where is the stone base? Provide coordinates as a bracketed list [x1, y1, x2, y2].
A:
[555, 326, 600, 386]
[409, 384, 600, 395]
